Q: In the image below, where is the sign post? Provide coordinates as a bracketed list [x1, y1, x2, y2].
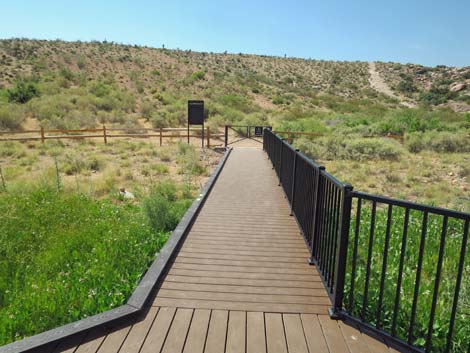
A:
[188, 100, 205, 148]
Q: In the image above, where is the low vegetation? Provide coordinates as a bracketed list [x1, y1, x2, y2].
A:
[0, 139, 218, 346]
[345, 204, 470, 352]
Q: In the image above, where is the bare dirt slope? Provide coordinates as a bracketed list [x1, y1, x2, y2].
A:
[368, 62, 415, 107]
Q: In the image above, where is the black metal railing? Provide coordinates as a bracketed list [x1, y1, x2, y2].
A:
[263, 129, 470, 353]
[264, 129, 352, 312]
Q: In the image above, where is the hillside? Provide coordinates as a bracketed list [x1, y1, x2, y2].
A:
[0, 38, 469, 132]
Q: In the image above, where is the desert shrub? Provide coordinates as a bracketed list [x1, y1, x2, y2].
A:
[396, 77, 416, 94]
[301, 136, 403, 161]
[142, 181, 191, 234]
[189, 71, 205, 82]
[7, 81, 39, 104]
[372, 109, 445, 135]
[151, 163, 169, 174]
[276, 117, 328, 133]
[272, 96, 284, 105]
[177, 142, 206, 176]
[405, 131, 470, 153]
[420, 86, 453, 105]
[140, 101, 153, 119]
[0, 141, 26, 158]
[218, 94, 256, 114]
[0, 104, 25, 130]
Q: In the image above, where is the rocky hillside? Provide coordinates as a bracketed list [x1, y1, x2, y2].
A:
[0, 38, 469, 131]
[375, 62, 470, 112]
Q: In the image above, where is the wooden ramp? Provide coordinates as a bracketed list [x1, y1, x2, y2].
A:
[53, 148, 396, 353]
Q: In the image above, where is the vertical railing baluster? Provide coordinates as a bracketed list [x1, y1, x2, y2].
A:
[278, 139, 284, 186]
[445, 219, 469, 353]
[290, 149, 299, 216]
[362, 200, 377, 321]
[376, 204, 393, 329]
[326, 184, 338, 287]
[425, 216, 448, 353]
[329, 186, 342, 290]
[330, 184, 353, 317]
[310, 166, 325, 264]
[348, 197, 362, 313]
[408, 211, 429, 345]
[392, 207, 410, 337]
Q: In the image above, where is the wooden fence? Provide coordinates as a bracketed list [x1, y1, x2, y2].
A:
[0, 126, 224, 148]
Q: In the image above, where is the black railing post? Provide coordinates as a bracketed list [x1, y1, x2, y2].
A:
[329, 184, 353, 318]
[309, 166, 325, 264]
[278, 139, 284, 186]
[290, 149, 299, 216]
[224, 125, 229, 147]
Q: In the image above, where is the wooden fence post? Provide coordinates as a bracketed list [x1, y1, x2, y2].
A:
[207, 127, 210, 148]
[0, 165, 6, 191]
[103, 125, 107, 144]
[160, 127, 163, 146]
[40, 127, 45, 143]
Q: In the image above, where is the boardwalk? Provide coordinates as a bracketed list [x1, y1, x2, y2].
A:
[49, 148, 394, 353]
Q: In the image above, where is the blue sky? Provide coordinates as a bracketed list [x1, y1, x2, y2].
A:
[0, 0, 469, 67]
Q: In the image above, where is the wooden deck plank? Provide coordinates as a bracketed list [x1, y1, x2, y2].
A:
[167, 269, 317, 281]
[300, 314, 329, 353]
[96, 322, 132, 353]
[204, 310, 228, 353]
[74, 326, 107, 353]
[246, 312, 266, 353]
[156, 288, 330, 305]
[338, 321, 373, 353]
[161, 308, 193, 353]
[170, 262, 315, 275]
[283, 314, 309, 353]
[175, 252, 306, 268]
[174, 257, 308, 269]
[140, 306, 176, 353]
[160, 281, 327, 296]
[154, 298, 329, 314]
[182, 309, 211, 353]
[226, 311, 246, 353]
[265, 313, 288, 353]
[180, 244, 308, 255]
[163, 274, 324, 289]
[318, 315, 351, 353]
[361, 331, 391, 353]
[118, 307, 158, 353]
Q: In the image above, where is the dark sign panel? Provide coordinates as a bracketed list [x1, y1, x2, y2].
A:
[254, 126, 263, 136]
[188, 100, 204, 125]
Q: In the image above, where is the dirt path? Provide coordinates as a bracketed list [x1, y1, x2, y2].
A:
[368, 62, 415, 107]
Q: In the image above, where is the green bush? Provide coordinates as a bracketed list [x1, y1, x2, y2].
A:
[396, 77, 416, 94]
[297, 136, 403, 161]
[0, 104, 25, 130]
[189, 71, 205, 82]
[405, 131, 470, 153]
[7, 81, 39, 104]
[372, 109, 445, 135]
[142, 181, 191, 234]
[420, 86, 453, 105]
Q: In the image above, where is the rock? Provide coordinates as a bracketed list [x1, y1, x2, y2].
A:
[119, 188, 135, 199]
[450, 83, 467, 92]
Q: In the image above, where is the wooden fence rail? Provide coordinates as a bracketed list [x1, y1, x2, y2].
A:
[0, 126, 224, 147]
